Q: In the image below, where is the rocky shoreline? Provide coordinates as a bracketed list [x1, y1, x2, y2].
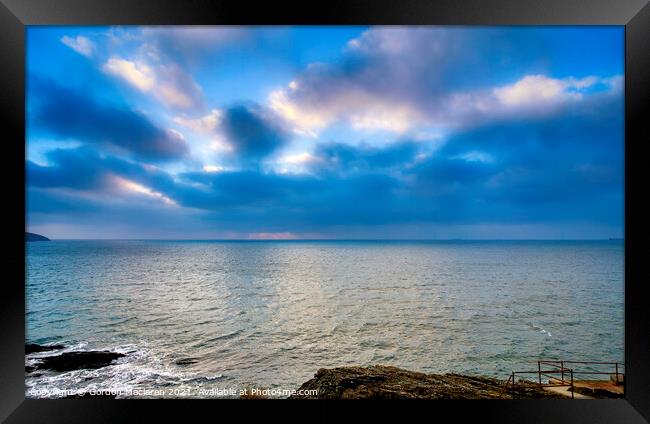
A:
[25, 343, 605, 399]
[25, 343, 127, 399]
[289, 365, 566, 399]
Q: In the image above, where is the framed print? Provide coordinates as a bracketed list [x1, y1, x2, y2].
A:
[1, 0, 649, 422]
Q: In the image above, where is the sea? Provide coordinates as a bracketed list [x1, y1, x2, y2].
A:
[25, 240, 624, 398]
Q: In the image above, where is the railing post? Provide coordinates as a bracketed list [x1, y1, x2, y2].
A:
[512, 372, 515, 399]
[615, 363, 619, 384]
[561, 360, 564, 383]
[538, 361, 542, 387]
[570, 369, 574, 399]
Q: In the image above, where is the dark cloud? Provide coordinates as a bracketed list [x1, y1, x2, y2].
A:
[175, 169, 407, 227]
[26, 79, 623, 237]
[27, 91, 624, 234]
[177, 170, 312, 209]
[29, 77, 189, 161]
[412, 156, 497, 186]
[27, 187, 103, 215]
[27, 146, 177, 195]
[432, 94, 624, 211]
[220, 104, 290, 165]
[310, 141, 420, 175]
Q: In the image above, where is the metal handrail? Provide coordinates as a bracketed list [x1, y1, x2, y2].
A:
[503, 368, 575, 398]
[540, 360, 624, 366]
[503, 360, 624, 399]
[499, 374, 513, 399]
[538, 360, 624, 385]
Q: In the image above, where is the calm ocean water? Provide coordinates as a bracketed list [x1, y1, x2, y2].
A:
[25, 240, 624, 398]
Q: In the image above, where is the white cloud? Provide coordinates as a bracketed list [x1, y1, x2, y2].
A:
[493, 75, 598, 107]
[442, 74, 622, 127]
[269, 27, 622, 135]
[269, 89, 327, 138]
[203, 165, 224, 173]
[174, 109, 223, 134]
[103, 57, 156, 91]
[102, 56, 203, 110]
[208, 137, 233, 152]
[61, 35, 95, 57]
[349, 105, 418, 133]
[159, 84, 193, 109]
[272, 71, 621, 136]
[278, 152, 320, 165]
[154, 63, 204, 110]
[270, 84, 421, 136]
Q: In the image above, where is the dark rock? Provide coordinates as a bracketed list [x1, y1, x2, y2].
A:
[26, 232, 50, 242]
[175, 358, 199, 366]
[25, 366, 36, 373]
[26, 343, 65, 354]
[32, 351, 125, 372]
[290, 365, 566, 399]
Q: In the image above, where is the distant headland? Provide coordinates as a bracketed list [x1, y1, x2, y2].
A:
[26, 232, 50, 242]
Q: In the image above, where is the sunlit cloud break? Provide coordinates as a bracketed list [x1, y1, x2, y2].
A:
[112, 176, 177, 206]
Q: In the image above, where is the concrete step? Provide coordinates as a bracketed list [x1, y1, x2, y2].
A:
[543, 385, 593, 399]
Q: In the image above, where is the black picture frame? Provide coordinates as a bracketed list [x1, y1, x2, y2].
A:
[2, 0, 649, 422]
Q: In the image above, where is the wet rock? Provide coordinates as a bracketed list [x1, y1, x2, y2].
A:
[290, 365, 565, 399]
[32, 351, 125, 372]
[25, 343, 65, 354]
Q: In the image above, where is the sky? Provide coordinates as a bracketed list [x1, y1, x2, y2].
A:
[26, 26, 624, 240]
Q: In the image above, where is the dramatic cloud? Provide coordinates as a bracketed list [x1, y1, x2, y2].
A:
[26, 26, 624, 239]
[452, 74, 622, 123]
[27, 147, 180, 211]
[40, 86, 619, 224]
[270, 27, 623, 135]
[220, 105, 290, 163]
[98, 27, 249, 111]
[27, 147, 175, 191]
[175, 104, 290, 167]
[30, 78, 189, 161]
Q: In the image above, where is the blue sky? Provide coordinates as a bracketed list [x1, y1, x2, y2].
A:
[26, 26, 624, 239]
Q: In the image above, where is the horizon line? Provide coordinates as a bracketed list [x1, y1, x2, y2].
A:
[27, 237, 625, 242]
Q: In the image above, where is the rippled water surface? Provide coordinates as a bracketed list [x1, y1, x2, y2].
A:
[26, 240, 624, 397]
